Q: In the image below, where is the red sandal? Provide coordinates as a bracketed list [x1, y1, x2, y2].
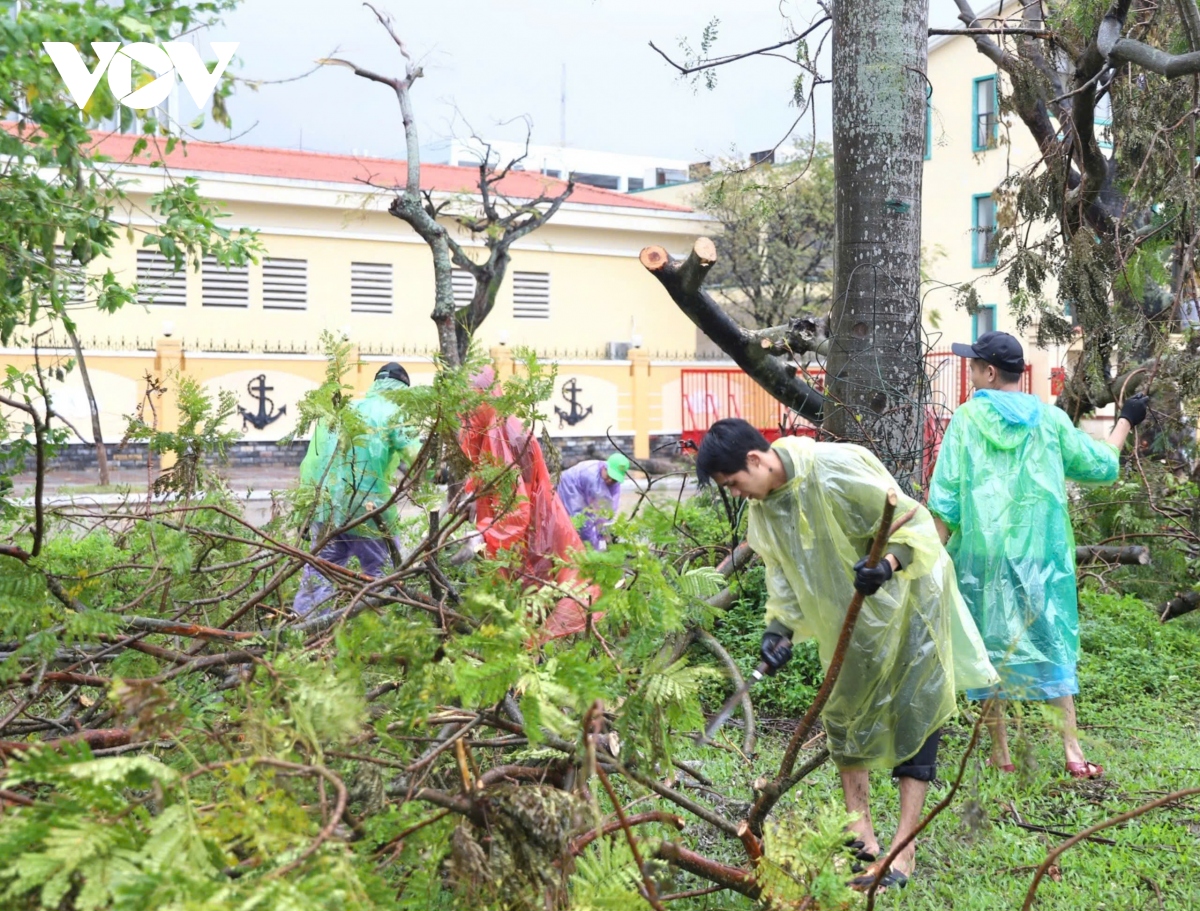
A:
[1065, 760, 1104, 780]
[987, 759, 1016, 773]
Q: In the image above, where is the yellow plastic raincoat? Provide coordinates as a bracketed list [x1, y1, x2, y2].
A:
[747, 437, 996, 769]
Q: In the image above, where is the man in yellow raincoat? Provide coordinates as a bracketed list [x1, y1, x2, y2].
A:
[697, 419, 996, 889]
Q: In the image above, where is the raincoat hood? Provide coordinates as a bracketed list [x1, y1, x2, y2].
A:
[962, 391, 1043, 450]
[369, 377, 409, 396]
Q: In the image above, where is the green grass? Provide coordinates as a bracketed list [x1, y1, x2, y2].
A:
[628, 590, 1200, 909]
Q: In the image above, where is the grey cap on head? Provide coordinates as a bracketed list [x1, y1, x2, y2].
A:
[375, 362, 410, 386]
[951, 331, 1025, 374]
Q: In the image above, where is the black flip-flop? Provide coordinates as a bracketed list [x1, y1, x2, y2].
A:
[850, 869, 910, 892]
[844, 838, 878, 873]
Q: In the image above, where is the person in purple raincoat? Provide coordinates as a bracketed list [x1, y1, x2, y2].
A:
[556, 453, 629, 550]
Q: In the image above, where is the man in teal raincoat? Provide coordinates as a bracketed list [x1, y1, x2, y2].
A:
[293, 362, 420, 616]
[697, 419, 997, 889]
[928, 332, 1149, 779]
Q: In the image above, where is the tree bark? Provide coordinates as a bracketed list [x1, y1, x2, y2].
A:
[640, 239, 825, 421]
[66, 327, 109, 485]
[822, 0, 929, 492]
[326, 6, 460, 366]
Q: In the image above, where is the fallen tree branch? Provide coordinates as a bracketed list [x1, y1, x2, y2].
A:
[653, 840, 760, 899]
[569, 811, 686, 855]
[1075, 545, 1150, 565]
[595, 761, 667, 911]
[1021, 787, 1200, 911]
[694, 628, 757, 757]
[640, 239, 825, 422]
[0, 727, 134, 757]
[1158, 589, 1200, 622]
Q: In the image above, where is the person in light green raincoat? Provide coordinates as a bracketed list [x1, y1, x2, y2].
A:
[928, 332, 1149, 779]
[293, 362, 420, 616]
[697, 419, 996, 889]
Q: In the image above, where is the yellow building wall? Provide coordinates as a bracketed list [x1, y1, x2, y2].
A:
[923, 28, 1075, 403]
[51, 182, 710, 362]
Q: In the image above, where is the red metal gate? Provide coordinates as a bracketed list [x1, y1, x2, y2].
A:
[681, 369, 824, 447]
[681, 353, 1033, 449]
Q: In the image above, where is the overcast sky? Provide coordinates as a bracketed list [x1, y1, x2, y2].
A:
[189, 0, 964, 164]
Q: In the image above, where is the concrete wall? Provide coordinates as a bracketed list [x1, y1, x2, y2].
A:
[0, 339, 722, 469]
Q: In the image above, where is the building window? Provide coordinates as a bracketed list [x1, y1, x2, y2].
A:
[542, 168, 562, 179]
[924, 94, 933, 160]
[53, 246, 85, 307]
[136, 249, 186, 306]
[452, 268, 475, 306]
[973, 75, 998, 151]
[655, 167, 688, 186]
[262, 257, 307, 310]
[972, 193, 998, 268]
[627, 176, 645, 192]
[201, 254, 249, 308]
[512, 271, 550, 320]
[750, 149, 775, 166]
[350, 261, 393, 314]
[570, 172, 620, 190]
[973, 304, 997, 340]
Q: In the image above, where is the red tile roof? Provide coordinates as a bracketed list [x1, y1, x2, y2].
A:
[85, 131, 693, 212]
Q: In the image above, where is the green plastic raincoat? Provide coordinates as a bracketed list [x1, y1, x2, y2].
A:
[748, 436, 996, 770]
[927, 391, 1119, 701]
[299, 377, 416, 533]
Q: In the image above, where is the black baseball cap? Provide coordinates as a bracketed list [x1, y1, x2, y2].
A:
[951, 331, 1025, 373]
[375, 362, 410, 386]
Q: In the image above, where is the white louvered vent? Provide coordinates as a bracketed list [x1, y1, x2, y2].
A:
[262, 257, 308, 310]
[136, 249, 186, 306]
[53, 246, 85, 307]
[350, 261, 393, 314]
[512, 271, 550, 320]
[202, 254, 249, 307]
[452, 268, 475, 306]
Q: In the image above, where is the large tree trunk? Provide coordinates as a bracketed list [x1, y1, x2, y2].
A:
[822, 0, 929, 492]
[66, 327, 109, 486]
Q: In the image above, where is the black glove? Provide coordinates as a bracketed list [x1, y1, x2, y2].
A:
[760, 631, 794, 675]
[852, 555, 894, 596]
[1119, 392, 1150, 428]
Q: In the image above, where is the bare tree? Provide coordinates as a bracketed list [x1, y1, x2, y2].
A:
[435, 133, 575, 362]
[48, 248, 109, 485]
[323, 5, 572, 365]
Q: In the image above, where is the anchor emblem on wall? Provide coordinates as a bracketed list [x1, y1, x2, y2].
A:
[239, 374, 287, 430]
[554, 378, 593, 428]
